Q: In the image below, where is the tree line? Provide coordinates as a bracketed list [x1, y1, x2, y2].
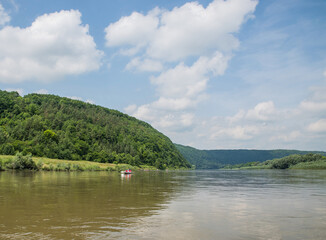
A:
[175, 143, 326, 169]
[0, 90, 191, 169]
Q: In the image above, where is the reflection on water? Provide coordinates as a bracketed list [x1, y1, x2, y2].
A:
[0, 170, 326, 239]
[121, 173, 132, 181]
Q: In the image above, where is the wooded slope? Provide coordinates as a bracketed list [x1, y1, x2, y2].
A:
[0, 90, 190, 169]
[175, 144, 325, 169]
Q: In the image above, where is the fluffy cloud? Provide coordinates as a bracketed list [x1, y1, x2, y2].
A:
[0, 10, 103, 83]
[0, 4, 10, 26]
[245, 101, 277, 121]
[105, 9, 159, 50]
[127, 101, 195, 132]
[126, 57, 163, 72]
[308, 119, 326, 133]
[35, 89, 49, 94]
[211, 125, 260, 140]
[67, 96, 83, 101]
[151, 52, 228, 99]
[230, 101, 279, 122]
[125, 52, 229, 131]
[147, 0, 257, 61]
[105, 0, 257, 62]
[208, 102, 278, 142]
[300, 100, 326, 112]
[270, 131, 302, 142]
[113, 1, 326, 150]
[299, 86, 326, 113]
[5, 88, 23, 96]
[67, 96, 95, 104]
[192, 85, 326, 149]
[117, 0, 258, 134]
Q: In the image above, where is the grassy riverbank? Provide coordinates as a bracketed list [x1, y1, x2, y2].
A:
[0, 154, 158, 172]
[223, 154, 326, 170]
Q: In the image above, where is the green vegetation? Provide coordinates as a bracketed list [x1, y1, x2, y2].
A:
[223, 154, 326, 170]
[175, 144, 326, 169]
[0, 90, 190, 169]
[0, 154, 163, 172]
[5, 152, 38, 170]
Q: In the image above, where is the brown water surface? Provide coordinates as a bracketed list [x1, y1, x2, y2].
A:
[0, 170, 326, 239]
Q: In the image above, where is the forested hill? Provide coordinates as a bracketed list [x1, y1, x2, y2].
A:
[175, 144, 326, 169]
[0, 90, 191, 169]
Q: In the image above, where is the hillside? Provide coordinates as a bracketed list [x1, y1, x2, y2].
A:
[175, 144, 326, 169]
[223, 154, 326, 170]
[0, 90, 191, 169]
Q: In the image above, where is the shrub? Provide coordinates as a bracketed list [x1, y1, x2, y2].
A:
[270, 154, 325, 169]
[72, 164, 84, 171]
[36, 159, 44, 169]
[8, 152, 39, 170]
[65, 163, 71, 171]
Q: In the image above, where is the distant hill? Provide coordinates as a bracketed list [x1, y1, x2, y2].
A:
[175, 144, 326, 169]
[0, 90, 191, 169]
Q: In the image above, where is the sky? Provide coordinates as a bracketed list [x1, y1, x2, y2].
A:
[0, 0, 325, 151]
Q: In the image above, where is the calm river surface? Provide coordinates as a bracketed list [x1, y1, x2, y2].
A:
[0, 170, 326, 240]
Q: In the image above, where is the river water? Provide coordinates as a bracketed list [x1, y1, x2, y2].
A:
[0, 170, 325, 240]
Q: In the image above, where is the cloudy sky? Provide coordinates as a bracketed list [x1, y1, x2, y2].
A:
[0, 0, 325, 151]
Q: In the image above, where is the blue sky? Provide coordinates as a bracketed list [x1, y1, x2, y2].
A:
[0, 0, 326, 151]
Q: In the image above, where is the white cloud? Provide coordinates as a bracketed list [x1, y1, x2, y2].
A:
[298, 84, 326, 120]
[116, 1, 325, 151]
[126, 57, 163, 72]
[310, 85, 326, 101]
[147, 0, 257, 61]
[5, 88, 23, 96]
[119, 0, 257, 134]
[105, 9, 160, 50]
[185, 81, 326, 149]
[35, 89, 49, 94]
[299, 86, 326, 113]
[124, 104, 138, 113]
[151, 52, 229, 99]
[245, 101, 277, 121]
[211, 125, 259, 140]
[228, 101, 278, 123]
[67, 96, 95, 105]
[0, 10, 103, 83]
[308, 119, 326, 133]
[125, 52, 229, 131]
[86, 99, 95, 104]
[0, 4, 10, 26]
[126, 101, 195, 132]
[152, 97, 196, 111]
[67, 96, 83, 101]
[270, 131, 302, 142]
[300, 100, 326, 112]
[105, 0, 258, 62]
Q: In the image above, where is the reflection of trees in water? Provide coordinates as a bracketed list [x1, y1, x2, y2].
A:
[0, 171, 192, 239]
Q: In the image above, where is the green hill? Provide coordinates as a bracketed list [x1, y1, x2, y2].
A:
[0, 90, 191, 169]
[223, 153, 326, 170]
[175, 144, 326, 169]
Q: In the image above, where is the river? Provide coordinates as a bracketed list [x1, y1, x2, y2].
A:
[0, 170, 326, 240]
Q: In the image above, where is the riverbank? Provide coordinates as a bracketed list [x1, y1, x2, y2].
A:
[0, 154, 158, 172]
[223, 154, 326, 170]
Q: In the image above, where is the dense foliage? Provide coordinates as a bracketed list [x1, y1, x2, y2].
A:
[223, 154, 326, 170]
[0, 90, 190, 169]
[5, 152, 38, 170]
[175, 144, 326, 169]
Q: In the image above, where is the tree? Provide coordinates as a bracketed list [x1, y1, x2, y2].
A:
[43, 129, 58, 142]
